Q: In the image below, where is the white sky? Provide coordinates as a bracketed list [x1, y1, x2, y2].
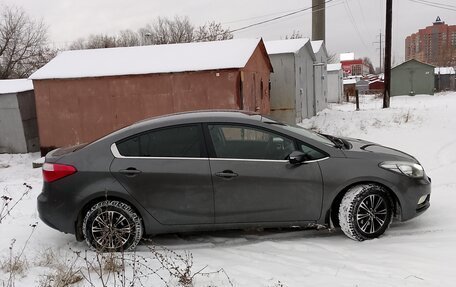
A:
[0, 0, 455, 68]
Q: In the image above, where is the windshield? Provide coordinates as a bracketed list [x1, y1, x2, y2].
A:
[261, 115, 335, 146]
[278, 124, 335, 147]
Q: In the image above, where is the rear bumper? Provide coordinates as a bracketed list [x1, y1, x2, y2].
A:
[398, 176, 431, 222]
[37, 188, 77, 235]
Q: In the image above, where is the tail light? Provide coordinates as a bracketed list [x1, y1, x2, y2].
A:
[42, 163, 77, 182]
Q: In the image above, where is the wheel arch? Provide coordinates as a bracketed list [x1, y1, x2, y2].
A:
[325, 180, 402, 227]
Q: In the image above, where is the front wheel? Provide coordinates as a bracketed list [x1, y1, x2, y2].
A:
[82, 200, 143, 252]
[339, 184, 393, 241]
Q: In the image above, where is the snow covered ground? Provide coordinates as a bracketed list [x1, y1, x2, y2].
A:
[1, 93, 456, 286]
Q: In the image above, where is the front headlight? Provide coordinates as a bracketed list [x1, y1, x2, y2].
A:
[380, 161, 424, 178]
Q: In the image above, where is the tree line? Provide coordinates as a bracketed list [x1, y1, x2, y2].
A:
[0, 7, 233, 79]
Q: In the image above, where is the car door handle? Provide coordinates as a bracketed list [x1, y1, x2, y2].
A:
[215, 170, 238, 179]
[119, 168, 142, 177]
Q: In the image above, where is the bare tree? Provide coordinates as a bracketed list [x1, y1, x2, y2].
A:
[285, 30, 304, 40]
[363, 57, 375, 74]
[327, 52, 338, 64]
[194, 21, 233, 42]
[68, 38, 86, 50]
[167, 16, 194, 43]
[0, 6, 55, 79]
[116, 29, 141, 47]
[67, 16, 232, 50]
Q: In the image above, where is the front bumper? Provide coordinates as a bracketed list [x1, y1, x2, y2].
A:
[398, 176, 431, 221]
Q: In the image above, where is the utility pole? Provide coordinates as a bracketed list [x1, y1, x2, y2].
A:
[373, 32, 383, 73]
[312, 0, 325, 41]
[383, 0, 392, 108]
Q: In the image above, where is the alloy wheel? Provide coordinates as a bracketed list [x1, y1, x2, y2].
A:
[356, 194, 388, 234]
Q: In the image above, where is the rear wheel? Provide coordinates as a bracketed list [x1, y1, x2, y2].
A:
[339, 184, 393, 241]
[82, 200, 143, 252]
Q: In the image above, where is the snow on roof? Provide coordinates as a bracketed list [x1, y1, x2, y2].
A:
[30, 38, 262, 80]
[0, 79, 33, 94]
[327, 63, 342, 72]
[310, 40, 324, 53]
[343, 78, 357, 85]
[369, 79, 384, 84]
[435, 67, 455, 75]
[265, 38, 310, 55]
[340, 53, 355, 61]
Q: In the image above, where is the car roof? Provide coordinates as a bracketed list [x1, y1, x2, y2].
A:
[133, 110, 275, 127]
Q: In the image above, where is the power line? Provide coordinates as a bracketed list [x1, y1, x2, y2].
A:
[343, 0, 370, 50]
[412, 0, 456, 9]
[407, 0, 456, 11]
[228, 0, 335, 34]
[228, 1, 344, 34]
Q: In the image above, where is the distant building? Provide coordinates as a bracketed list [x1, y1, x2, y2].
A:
[405, 17, 456, 67]
[343, 78, 357, 99]
[391, 59, 434, 96]
[368, 79, 385, 93]
[0, 79, 39, 153]
[340, 52, 369, 77]
[356, 79, 369, 94]
[435, 67, 455, 91]
[30, 39, 273, 154]
[265, 39, 316, 124]
[327, 63, 343, 103]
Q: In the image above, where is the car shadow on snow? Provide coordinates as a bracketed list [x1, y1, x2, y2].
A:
[138, 227, 347, 250]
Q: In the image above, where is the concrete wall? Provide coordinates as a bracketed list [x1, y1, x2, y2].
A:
[391, 60, 434, 96]
[0, 93, 27, 153]
[314, 50, 328, 113]
[327, 70, 343, 103]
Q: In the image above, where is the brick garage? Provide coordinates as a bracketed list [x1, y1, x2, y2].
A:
[30, 39, 272, 154]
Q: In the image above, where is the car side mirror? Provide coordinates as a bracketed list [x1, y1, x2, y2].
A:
[289, 151, 306, 164]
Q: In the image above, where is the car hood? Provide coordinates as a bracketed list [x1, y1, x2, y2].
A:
[341, 137, 419, 163]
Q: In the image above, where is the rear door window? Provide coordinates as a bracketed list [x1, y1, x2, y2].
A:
[117, 125, 205, 157]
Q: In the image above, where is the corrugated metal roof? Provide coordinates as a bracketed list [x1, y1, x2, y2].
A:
[435, 67, 455, 75]
[343, 79, 357, 85]
[264, 38, 310, 55]
[0, 79, 33, 94]
[30, 38, 263, 80]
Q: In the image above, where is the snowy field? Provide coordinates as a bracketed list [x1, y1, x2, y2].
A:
[1, 93, 456, 286]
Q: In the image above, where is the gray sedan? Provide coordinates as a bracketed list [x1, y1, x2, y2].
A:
[38, 111, 431, 251]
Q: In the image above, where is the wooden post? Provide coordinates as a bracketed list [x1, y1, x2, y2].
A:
[355, 89, 360, 111]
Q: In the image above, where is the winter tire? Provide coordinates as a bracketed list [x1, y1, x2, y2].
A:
[83, 200, 143, 252]
[339, 184, 393, 241]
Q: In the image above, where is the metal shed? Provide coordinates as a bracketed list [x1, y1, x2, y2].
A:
[265, 39, 316, 124]
[327, 63, 343, 103]
[30, 39, 273, 154]
[0, 79, 39, 153]
[391, 59, 434, 96]
[311, 41, 328, 113]
[435, 67, 455, 91]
